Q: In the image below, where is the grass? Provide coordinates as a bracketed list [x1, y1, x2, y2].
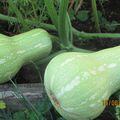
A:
[7, 0, 48, 33]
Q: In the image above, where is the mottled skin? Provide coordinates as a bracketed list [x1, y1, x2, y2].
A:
[44, 46, 120, 120]
[0, 29, 52, 83]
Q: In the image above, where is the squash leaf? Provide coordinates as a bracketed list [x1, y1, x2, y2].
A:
[77, 10, 89, 22]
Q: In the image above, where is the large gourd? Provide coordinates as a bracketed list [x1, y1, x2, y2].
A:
[44, 46, 120, 120]
[0, 29, 52, 83]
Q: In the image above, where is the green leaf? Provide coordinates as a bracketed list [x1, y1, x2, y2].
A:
[13, 112, 26, 120]
[68, 9, 75, 20]
[26, 111, 37, 120]
[77, 10, 89, 22]
[105, 21, 118, 32]
[35, 97, 52, 114]
[0, 101, 6, 109]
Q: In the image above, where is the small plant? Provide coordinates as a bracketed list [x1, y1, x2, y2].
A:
[7, 0, 48, 32]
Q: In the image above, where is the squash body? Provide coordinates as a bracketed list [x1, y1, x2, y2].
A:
[44, 46, 120, 120]
[0, 37, 22, 83]
[0, 29, 52, 83]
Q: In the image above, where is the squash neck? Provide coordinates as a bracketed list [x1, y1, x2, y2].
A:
[96, 46, 120, 93]
[12, 29, 52, 64]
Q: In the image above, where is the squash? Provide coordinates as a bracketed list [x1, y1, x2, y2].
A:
[0, 29, 52, 83]
[44, 46, 120, 120]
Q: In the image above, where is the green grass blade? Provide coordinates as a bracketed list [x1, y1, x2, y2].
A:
[91, 0, 101, 32]
[8, 0, 26, 29]
[44, 0, 58, 29]
[58, 0, 71, 48]
[10, 79, 45, 120]
[67, 13, 73, 44]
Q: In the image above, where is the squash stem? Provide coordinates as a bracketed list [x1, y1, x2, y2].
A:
[58, 0, 72, 48]
[72, 46, 93, 53]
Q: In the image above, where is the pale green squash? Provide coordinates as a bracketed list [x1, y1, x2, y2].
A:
[0, 29, 52, 83]
[44, 46, 120, 120]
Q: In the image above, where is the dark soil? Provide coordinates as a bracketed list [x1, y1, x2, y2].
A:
[73, 0, 120, 50]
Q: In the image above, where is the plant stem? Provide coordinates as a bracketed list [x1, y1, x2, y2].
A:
[72, 46, 93, 53]
[91, 0, 101, 32]
[75, 0, 84, 13]
[44, 0, 58, 29]
[1, 13, 120, 40]
[72, 28, 120, 39]
[67, 13, 73, 43]
[0, 14, 56, 31]
[58, 0, 72, 48]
